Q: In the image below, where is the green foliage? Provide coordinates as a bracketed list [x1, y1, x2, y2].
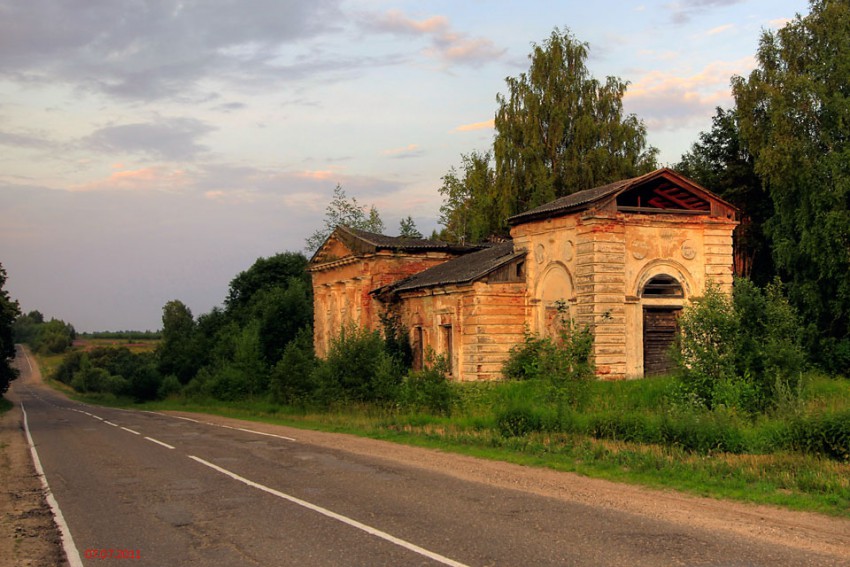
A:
[790, 410, 850, 462]
[437, 150, 498, 243]
[399, 352, 456, 416]
[675, 107, 773, 284]
[496, 405, 545, 437]
[674, 279, 805, 413]
[270, 327, 316, 404]
[250, 278, 313, 364]
[502, 302, 595, 408]
[225, 252, 310, 323]
[0, 263, 20, 395]
[732, 0, 850, 372]
[54, 346, 164, 401]
[157, 300, 197, 384]
[312, 324, 404, 405]
[398, 216, 422, 239]
[14, 310, 76, 356]
[305, 184, 385, 252]
[492, 27, 657, 228]
[674, 283, 739, 407]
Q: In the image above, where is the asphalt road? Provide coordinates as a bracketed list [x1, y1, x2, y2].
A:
[10, 347, 844, 567]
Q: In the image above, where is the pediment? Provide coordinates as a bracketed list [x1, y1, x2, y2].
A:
[616, 177, 708, 212]
[310, 232, 359, 266]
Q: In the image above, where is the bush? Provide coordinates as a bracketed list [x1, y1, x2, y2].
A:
[496, 405, 544, 437]
[790, 411, 850, 461]
[311, 324, 404, 405]
[400, 353, 456, 415]
[269, 327, 316, 404]
[501, 302, 595, 408]
[674, 279, 806, 413]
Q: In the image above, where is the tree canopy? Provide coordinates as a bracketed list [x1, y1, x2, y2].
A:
[675, 108, 774, 284]
[732, 0, 850, 369]
[0, 263, 20, 395]
[305, 184, 384, 252]
[439, 27, 657, 241]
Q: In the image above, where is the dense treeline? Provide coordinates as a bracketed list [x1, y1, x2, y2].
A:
[0, 263, 20, 395]
[676, 0, 850, 373]
[12, 310, 76, 355]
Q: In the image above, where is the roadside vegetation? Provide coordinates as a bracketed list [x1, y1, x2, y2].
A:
[10, 2, 850, 517]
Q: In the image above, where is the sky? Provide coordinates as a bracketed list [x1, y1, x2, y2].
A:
[0, 0, 810, 332]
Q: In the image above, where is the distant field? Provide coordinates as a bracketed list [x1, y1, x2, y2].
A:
[72, 337, 159, 354]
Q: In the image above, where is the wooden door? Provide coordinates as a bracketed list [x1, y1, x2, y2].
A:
[643, 308, 680, 376]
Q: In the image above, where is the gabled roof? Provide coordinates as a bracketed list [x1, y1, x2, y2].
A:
[309, 225, 482, 265]
[507, 168, 737, 226]
[387, 242, 523, 294]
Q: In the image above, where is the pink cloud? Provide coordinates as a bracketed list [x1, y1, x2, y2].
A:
[623, 57, 755, 130]
[454, 119, 494, 132]
[69, 166, 190, 192]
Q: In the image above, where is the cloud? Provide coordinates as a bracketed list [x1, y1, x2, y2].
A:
[382, 144, 425, 159]
[666, 0, 744, 24]
[69, 166, 191, 192]
[82, 118, 215, 161]
[0, 0, 345, 100]
[624, 57, 755, 130]
[0, 129, 55, 149]
[767, 18, 793, 29]
[454, 120, 494, 132]
[363, 10, 504, 67]
[705, 24, 735, 36]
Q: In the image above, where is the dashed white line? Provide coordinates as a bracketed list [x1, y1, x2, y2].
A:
[120, 426, 141, 435]
[144, 436, 175, 450]
[188, 456, 469, 567]
[21, 403, 84, 567]
[231, 426, 296, 442]
[103, 420, 118, 427]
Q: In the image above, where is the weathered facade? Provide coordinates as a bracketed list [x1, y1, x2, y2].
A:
[309, 168, 738, 381]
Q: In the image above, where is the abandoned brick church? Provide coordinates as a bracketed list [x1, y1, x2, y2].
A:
[309, 168, 738, 381]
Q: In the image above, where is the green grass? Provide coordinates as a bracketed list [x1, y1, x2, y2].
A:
[49, 369, 850, 517]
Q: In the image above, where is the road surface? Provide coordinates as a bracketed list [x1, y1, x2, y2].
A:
[7, 346, 849, 566]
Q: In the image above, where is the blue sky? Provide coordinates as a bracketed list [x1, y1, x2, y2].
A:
[0, 0, 809, 331]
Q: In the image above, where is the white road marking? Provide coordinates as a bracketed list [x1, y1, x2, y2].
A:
[120, 426, 141, 435]
[104, 420, 118, 427]
[144, 436, 175, 450]
[21, 403, 84, 567]
[188, 456, 470, 567]
[92, 415, 104, 421]
[149, 411, 297, 442]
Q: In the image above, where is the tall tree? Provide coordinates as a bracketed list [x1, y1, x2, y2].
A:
[225, 252, 310, 322]
[732, 0, 850, 369]
[493, 27, 657, 225]
[437, 150, 498, 243]
[157, 299, 197, 384]
[305, 184, 385, 252]
[676, 107, 774, 284]
[0, 263, 21, 395]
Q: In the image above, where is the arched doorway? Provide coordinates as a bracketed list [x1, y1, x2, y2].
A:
[535, 263, 573, 338]
[641, 274, 683, 376]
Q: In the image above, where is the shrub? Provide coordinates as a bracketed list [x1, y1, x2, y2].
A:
[673, 278, 806, 413]
[400, 353, 456, 415]
[790, 411, 850, 461]
[496, 405, 544, 437]
[269, 327, 316, 404]
[311, 324, 404, 405]
[501, 301, 595, 408]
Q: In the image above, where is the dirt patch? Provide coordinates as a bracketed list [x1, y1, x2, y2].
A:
[169, 411, 850, 562]
[0, 403, 68, 567]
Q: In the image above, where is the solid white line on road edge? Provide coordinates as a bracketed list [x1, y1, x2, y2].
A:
[188, 455, 470, 567]
[144, 436, 175, 450]
[120, 426, 141, 435]
[21, 403, 84, 567]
